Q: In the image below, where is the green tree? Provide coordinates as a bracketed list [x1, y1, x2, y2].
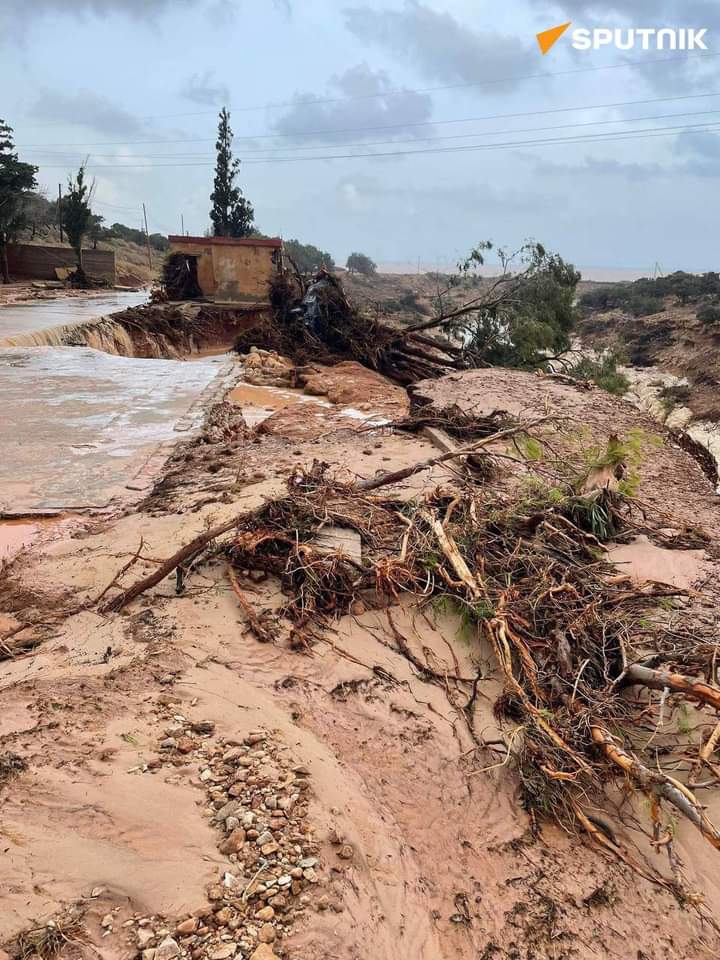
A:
[210, 107, 254, 238]
[62, 164, 94, 276]
[0, 119, 38, 282]
[88, 212, 105, 249]
[440, 241, 581, 369]
[284, 238, 335, 273]
[346, 252, 377, 275]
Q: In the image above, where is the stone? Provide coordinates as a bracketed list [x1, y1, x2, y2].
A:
[225, 816, 240, 832]
[191, 720, 215, 735]
[101, 914, 113, 929]
[255, 906, 275, 922]
[261, 841, 280, 856]
[256, 830, 273, 846]
[142, 950, 156, 960]
[177, 737, 195, 754]
[290, 881, 303, 897]
[215, 800, 241, 822]
[249, 945, 279, 960]
[258, 924, 275, 943]
[298, 857, 318, 869]
[337, 844, 354, 860]
[209, 945, 237, 960]
[137, 929, 155, 948]
[244, 731, 267, 745]
[219, 828, 247, 855]
[214, 907, 232, 925]
[160, 738, 178, 750]
[155, 937, 180, 960]
[176, 918, 198, 935]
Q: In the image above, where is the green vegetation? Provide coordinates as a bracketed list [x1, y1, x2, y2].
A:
[346, 252, 377, 275]
[697, 303, 720, 324]
[0, 119, 38, 282]
[209, 107, 254, 238]
[580, 271, 720, 317]
[450, 241, 581, 370]
[563, 347, 630, 396]
[104, 221, 169, 251]
[283, 238, 335, 273]
[62, 164, 94, 276]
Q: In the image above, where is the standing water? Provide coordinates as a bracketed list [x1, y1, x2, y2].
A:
[0, 290, 148, 340]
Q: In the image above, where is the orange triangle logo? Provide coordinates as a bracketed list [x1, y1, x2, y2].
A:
[536, 21, 572, 55]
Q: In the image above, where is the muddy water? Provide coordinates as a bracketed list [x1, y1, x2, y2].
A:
[0, 291, 148, 339]
[0, 347, 235, 514]
[228, 381, 330, 426]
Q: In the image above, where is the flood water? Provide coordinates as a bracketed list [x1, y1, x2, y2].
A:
[0, 347, 234, 514]
[0, 290, 148, 340]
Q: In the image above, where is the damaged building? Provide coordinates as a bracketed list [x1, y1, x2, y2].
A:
[166, 235, 282, 304]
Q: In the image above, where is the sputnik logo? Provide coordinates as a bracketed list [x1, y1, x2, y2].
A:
[536, 22, 572, 55]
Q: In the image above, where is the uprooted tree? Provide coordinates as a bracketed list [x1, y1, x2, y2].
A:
[0, 119, 38, 283]
[237, 238, 581, 385]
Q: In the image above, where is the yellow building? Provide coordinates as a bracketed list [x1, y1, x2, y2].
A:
[167, 235, 282, 303]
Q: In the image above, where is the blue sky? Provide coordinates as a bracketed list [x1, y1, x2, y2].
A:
[2, 0, 719, 272]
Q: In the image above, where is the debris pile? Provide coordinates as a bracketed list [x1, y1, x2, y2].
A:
[99, 411, 720, 912]
[235, 270, 466, 385]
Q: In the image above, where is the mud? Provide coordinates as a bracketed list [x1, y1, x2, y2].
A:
[2, 364, 720, 960]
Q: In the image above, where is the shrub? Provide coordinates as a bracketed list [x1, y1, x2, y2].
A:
[697, 304, 720, 324]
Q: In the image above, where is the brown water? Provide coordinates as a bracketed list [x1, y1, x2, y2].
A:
[228, 381, 329, 427]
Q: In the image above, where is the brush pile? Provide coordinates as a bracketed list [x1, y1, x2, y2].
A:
[99, 412, 720, 906]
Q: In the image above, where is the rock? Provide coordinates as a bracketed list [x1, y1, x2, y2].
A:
[215, 800, 242, 822]
[255, 906, 275, 922]
[177, 737, 195, 754]
[209, 945, 237, 960]
[256, 830, 273, 846]
[258, 923, 276, 943]
[142, 950, 156, 960]
[176, 918, 198, 935]
[225, 816, 240, 832]
[261, 841, 279, 856]
[214, 907, 232, 925]
[244, 731, 267, 746]
[249, 944, 279, 960]
[337, 844, 354, 860]
[219, 827, 246, 855]
[137, 929, 155, 948]
[101, 914, 113, 929]
[155, 936, 180, 960]
[191, 720, 215, 735]
[299, 857, 318, 869]
[160, 737, 178, 750]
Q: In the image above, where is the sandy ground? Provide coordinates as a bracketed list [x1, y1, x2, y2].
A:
[2, 363, 720, 960]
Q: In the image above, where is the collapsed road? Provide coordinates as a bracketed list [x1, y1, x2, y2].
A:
[2, 277, 720, 960]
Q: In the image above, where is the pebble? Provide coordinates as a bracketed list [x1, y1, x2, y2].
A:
[256, 831, 273, 846]
[191, 720, 215, 735]
[261, 841, 280, 856]
[176, 918, 198, 935]
[177, 737, 195, 754]
[137, 929, 155, 948]
[101, 914, 113, 929]
[160, 738, 178, 750]
[249, 946, 279, 960]
[337, 844, 354, 860]
[220, 827, 247, 855]
[209, 945, 237, 960]
[154, 936, 180, 960]
[255, 906, 275, 922]
[258, 923, 276, 943]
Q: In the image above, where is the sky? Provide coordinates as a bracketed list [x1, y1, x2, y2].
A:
[2, 0, 719, 273]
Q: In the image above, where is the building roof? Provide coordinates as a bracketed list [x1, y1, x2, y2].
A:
[168, 235, 282, 249]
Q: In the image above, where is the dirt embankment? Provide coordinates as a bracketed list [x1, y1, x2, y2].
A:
[578, 303, 720, 423]
[2, 363, 720, 960]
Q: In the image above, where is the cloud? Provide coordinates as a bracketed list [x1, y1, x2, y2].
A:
[271, 63, 434, 144]
[0, 0, 203, 41]
[344, 2, 537, 88]
[531, 154, 668, 180]
[673, 129, 720, 176]
[180, 71, 230, 107]
[29, 90, 148, 136]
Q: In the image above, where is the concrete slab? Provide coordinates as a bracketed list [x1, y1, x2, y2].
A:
[0, 346, 235, 514]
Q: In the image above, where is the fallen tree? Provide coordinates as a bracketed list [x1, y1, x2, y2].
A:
[235, 241, 580, 385]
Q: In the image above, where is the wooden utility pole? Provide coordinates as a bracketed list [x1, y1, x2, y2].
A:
[181, 214, 185, 236]
[142, 203, 153, 270]
[58, 183, 63, 242]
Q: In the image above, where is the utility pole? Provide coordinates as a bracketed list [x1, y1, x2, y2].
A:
[142, 202, 153, 270]
[181, 214, 185, 236]
[58, 183, 63, 242]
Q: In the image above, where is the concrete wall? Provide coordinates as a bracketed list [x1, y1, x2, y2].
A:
[168, 237, 280, 302]
[7, 243, 116, 283]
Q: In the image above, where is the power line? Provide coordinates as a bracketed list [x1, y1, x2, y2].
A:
[14, 51, 720, 127]
[31, 121, 720, 169]
[16, 90, 720, 148]
[21, 107, 720, 161]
